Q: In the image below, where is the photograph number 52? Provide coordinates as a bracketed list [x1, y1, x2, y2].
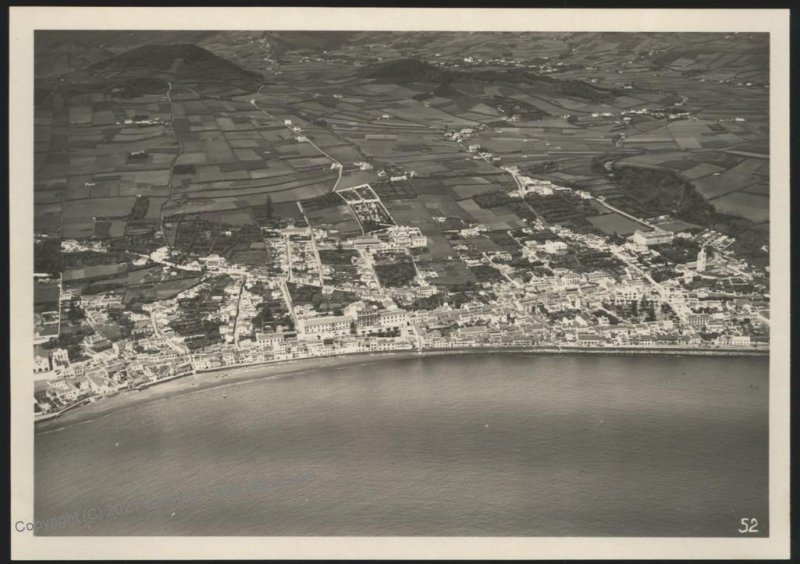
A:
[738, 518, 760, 534]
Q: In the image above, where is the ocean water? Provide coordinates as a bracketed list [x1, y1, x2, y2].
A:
[34, 353, 769, 536]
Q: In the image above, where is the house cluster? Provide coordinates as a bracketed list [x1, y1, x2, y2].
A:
[119, 114, 163, 126]
[33, 160, 770, 420]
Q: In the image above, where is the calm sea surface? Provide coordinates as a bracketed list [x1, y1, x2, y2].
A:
[34, 354, 768, 536]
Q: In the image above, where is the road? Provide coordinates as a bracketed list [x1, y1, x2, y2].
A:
[481, 252, 519, 287]
[231, 277, 246, 346]
[593, 198, 656, 231]
[279, 279, 298, 329]
[357, 248, 384, 293]
[160, 81, 186, 239]
[149, 305, 188, 354]
[507, 168, 527, 192]
[249, 97, 344, 192]
[285, 235, 293, 283]
[306, 231, 325, 287]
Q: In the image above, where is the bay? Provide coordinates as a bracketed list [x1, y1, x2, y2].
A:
[34, 353, 769, 536]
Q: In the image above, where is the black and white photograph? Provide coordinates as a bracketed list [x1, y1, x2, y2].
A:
[9, 6, 791, 560]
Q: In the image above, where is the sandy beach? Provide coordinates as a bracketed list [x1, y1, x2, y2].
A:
[35, 351, 422, 432]
[35, 346, 767, 433]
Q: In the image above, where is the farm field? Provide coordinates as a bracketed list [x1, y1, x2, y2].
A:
[34, 31, 769, 294]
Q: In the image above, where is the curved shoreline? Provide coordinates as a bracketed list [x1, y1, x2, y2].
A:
[35, 346, 768, 433]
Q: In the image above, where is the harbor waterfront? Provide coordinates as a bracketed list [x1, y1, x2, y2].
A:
[34, 352, 768, 537]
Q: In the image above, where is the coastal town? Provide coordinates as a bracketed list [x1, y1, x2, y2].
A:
[33, 173, 769, 420]
[31, 32, 770, 421]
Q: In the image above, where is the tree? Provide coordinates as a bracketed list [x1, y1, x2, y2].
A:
[265, 195, 274, 220]
[609, 231, 626, 246]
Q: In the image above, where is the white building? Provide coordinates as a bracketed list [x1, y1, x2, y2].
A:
[297, 314, 354, 339]
[50, 348, 70, 370]
[612, 285, 644, 304]
[85, 369, 115, 395]
[542, 240, 568, 254]
[696, 247, 707, 272]
[382, 226, 427, 249]
[199, 254, 226, 272]
[34, 353, 51, 375]
[356, 309, 409, 334]
[48, 379, 81, 402]
[721, 335, 752, 347]
[632, 229, 674, 247]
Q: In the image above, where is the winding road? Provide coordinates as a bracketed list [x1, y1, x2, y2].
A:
[249, 97, 344, 192]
